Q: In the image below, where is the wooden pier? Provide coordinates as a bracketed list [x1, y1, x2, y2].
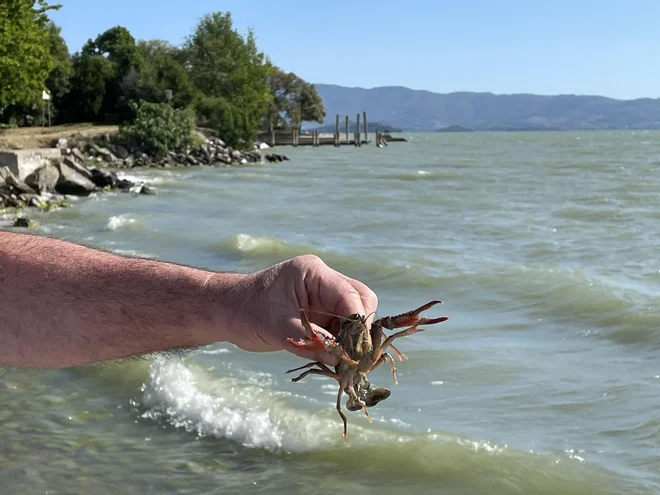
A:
[258, 112, 407, 148]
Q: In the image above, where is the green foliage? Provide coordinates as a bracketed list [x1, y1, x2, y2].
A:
[267, 67, 325, 130]
[195, 96, 256, 149]
[133, 40, 197, 109]
[0, 0, 61, 118]
[82, 26, 142, 73]
[183, 12, 272, 145]
[118, 101, 196, 158]
[79, 26, 144, 122]
[299, 82, 325, 125]
[45, 21, 73, 104]
[59, 53, 115, 122]
[1, 6, 326, 148]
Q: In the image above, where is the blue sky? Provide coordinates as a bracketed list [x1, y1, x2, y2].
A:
[50, 0, 660, 100]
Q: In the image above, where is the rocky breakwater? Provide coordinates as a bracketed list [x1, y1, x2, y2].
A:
[0, 152, 153, 228]
[66, 135, 288, 169]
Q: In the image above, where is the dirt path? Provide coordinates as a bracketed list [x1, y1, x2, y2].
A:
[0, 124, 118, 150]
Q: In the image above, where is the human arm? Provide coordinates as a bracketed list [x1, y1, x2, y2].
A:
[0, 232, 377, 368]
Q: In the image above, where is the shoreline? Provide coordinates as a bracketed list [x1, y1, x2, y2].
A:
[0, 133, 289, 228]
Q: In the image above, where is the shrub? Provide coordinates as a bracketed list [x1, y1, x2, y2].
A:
[195, 96, 256, 149]
[118, 100, 195, 157]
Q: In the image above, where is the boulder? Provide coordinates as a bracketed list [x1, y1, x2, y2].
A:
[1, 167, 37, 194]
[114, 145, 130, 159]
[62, 156, 93, 180]
[55, 161, 98, 196]
[86, 143, 118, 163]
[89, 168, 116, 188]
[70, 148, 87, 164]
[25, 164, 60, 193]
[13, 217, 30, 228]
[115, 179, 134, 190]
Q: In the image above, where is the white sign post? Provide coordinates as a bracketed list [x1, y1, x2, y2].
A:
[42, 90, 51, 127]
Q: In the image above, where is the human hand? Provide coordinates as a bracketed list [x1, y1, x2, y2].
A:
[231, 255, 378, 366]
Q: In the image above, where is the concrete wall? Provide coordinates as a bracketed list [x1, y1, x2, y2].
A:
[0, 149, 62, 180]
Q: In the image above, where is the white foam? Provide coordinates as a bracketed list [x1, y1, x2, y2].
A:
[140, 358, 286, 450]
[199, 348, 231, 355]
[235, 233, 259, 251]
[138, 358, 370, 453]
[107, 215, 137, 231]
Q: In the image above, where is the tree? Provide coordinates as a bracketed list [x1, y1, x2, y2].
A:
[183, 12, 272, 145]
[266, 67, 300, 129]
[0, 0, 61, 119]
[44, 21, 73, 121]
[266, 66, 326, 130]
[196, 96, 252, 148]
[133, 40, 197, 109]
[299, 81, 325, 126]
[80, 26, 143, 121]
[58, 53, 114, 122]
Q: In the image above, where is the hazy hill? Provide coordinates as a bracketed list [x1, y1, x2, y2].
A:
[312, 84, 660, 131]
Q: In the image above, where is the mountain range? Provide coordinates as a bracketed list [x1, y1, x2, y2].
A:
[311, 84, 660, 131]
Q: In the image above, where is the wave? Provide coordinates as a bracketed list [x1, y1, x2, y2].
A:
[209, 233, 660, 346]
[106, 214, 143, 232]
[210, 233, 442, 288]
[446, 258, 660, 346]
[135, 358, 633, 494]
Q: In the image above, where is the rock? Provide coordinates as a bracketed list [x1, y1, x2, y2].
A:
[89, 168, 116, 188]
[56, 138, 68, 151]
[2, 168, 37, 194]
[129, 184, 156, 195]
[258, 142, 270, 150]
[87, 143, 118, 163]
[216, 154, 232, 165]
[25, 164, 60, 193]
[71, 148, 87, 164]
[186, 155, 199, 166]
[55, 161, 98, 196]
[114, 145, 129, 159]
[62, 156, 93, 181]
[115, 179, 134, 190]
[13, 218, 30, 228]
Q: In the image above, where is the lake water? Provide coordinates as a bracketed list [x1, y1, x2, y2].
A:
[2, 131, 660, 494]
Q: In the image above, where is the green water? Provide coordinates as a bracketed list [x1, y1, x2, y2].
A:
[2, 131, 660, 494]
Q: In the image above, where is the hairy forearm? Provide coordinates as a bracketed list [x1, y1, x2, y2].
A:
[0, 232, 250, 368]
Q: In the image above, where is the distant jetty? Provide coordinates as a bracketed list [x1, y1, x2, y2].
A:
[257, 112, 407, 147]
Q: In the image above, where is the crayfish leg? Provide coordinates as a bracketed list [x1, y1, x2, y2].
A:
[290, 368, 339, 383]
[337, 377, 349, 439]
[286, 361, 333, 375]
